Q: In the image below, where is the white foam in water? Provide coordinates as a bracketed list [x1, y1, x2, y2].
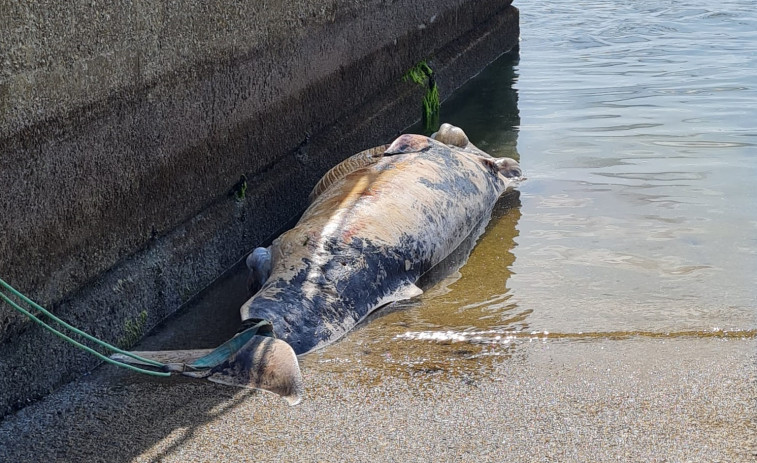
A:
[394, 329, 550, 344]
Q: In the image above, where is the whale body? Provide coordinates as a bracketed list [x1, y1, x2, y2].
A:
[241, 125, 522, 355]
[117, 124, 522, 405]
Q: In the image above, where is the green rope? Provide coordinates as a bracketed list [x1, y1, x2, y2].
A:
[0, 277, 169, 377]
[190, 320, 274, 369]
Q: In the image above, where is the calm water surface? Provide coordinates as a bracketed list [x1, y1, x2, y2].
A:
[309, 0, 757, 370]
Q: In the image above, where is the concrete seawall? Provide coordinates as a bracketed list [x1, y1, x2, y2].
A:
[0, 0, 518, 417]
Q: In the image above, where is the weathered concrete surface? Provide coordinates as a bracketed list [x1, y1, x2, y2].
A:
[0, 332, 754, 461]
[0, 0, 518, 417]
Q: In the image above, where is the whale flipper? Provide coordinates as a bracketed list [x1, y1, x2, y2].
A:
[246, 247, 272, 296]
[391, 283, 423, 301]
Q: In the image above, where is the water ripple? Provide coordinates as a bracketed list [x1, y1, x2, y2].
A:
[395, 328, 756, 345]
[510, 0, 757, 335]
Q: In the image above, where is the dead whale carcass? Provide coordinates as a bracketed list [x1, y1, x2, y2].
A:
[117, 124, 522, 405]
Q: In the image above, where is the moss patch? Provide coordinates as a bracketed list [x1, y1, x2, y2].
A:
[403, 61, 440, 133]
[117, 310, 148, 349]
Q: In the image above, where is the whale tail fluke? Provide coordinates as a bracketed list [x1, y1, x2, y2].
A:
[112, 329, 303, 406]
[193, 335, 304, 405]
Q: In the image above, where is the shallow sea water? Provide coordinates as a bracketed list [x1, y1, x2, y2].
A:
[307, 0, 757, 372]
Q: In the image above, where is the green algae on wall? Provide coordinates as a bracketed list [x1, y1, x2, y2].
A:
[403, 61, 440, 133]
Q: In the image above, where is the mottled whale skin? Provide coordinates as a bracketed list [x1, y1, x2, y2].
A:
[114, 125, 522, 404]
[241, 127, 522, 355]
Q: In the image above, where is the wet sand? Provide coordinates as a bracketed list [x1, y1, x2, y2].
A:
[1, 334, 754, 462]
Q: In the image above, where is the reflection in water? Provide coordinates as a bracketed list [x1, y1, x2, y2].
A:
[439, 54, 521, 160]
[409, 50, 521, 161]
[406, 192, 525, 332]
